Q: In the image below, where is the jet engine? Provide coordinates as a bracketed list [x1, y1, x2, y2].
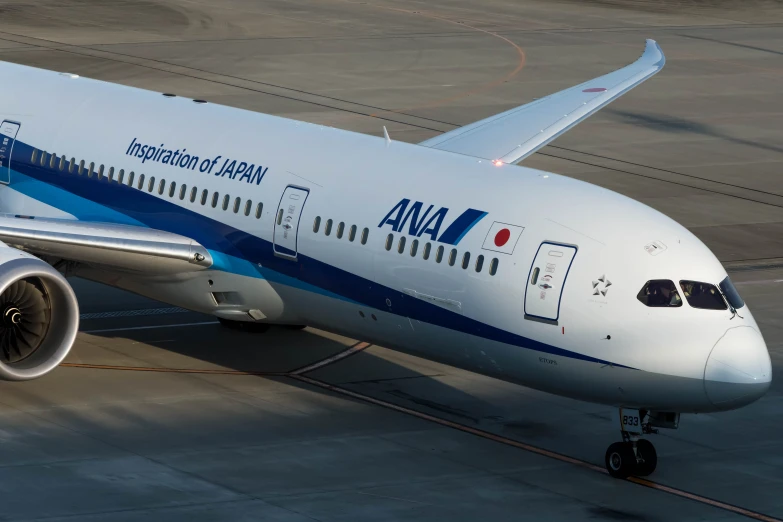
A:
[0, 246, 78, 380]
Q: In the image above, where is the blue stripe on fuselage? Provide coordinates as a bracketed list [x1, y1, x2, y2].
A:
[8, 140, 630, 368]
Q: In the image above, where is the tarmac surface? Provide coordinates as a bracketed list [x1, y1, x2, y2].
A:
[0, 0, 781, 520]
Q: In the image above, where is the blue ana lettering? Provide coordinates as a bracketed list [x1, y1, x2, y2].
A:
[378, 198, 449, 240]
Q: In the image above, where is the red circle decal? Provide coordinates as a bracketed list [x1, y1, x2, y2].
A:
[494, 228, 511, 247]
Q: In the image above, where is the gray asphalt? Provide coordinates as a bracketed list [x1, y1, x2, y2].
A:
[0, 0, 781, 520]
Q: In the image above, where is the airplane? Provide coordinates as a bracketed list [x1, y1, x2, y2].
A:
[0, 39, 771, 479]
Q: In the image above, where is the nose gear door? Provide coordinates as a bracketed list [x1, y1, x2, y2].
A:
[524, 242, 577, 323]
[0, 121, 21, 185]
[273, 186, 309, 260]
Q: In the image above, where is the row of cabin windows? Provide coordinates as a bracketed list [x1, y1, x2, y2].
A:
[312, 216, 369, 245]
[384, 233, 499, 275]
[31, 149, 263, 219]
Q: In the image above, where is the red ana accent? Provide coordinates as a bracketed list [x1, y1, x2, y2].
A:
[494, 228, 511, 247]
[562, 326, 564, 335]
[583, 87, 607, 93]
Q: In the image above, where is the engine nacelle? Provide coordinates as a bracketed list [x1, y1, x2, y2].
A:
[0, 247, 78, 380]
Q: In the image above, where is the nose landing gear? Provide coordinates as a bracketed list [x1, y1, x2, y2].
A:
[604, 408, 672, 479]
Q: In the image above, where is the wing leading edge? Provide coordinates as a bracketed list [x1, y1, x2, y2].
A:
[419, 39, 665, 164]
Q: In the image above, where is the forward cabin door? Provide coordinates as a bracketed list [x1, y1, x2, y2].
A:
[273, 186, 309, 259]
[524, 242, 577, 323]
[0, 121, 21, 184]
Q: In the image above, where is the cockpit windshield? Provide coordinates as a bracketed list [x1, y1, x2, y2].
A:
[719, 276, 745, 309]
[637, 280, 682, 307]
[679, 281, 727, 310]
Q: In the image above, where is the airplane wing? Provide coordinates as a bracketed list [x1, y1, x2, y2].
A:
[418, 39, 665, 164]
[0, 214, 212, 274]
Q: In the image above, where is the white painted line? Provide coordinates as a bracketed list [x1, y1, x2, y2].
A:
[734, 279, 783, 286]
[81, 321, 220, 334]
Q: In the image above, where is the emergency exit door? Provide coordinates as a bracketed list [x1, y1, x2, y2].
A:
[0, 121, 20, 184]
[524, 242, 577, 323]
[273, 186, 309, 259]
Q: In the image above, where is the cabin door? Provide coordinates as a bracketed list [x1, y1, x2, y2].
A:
[0, 121, 21, 184]
[273, 186, 309, 260]
[524, 242, 577, 323]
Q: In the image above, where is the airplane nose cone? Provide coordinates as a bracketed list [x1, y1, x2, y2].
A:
[704, 326, 772, 409]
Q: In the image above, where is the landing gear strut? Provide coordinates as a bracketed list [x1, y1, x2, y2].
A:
[605, 408, 667, 479]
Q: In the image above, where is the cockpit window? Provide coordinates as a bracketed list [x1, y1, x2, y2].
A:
[679, 281, 727, 310]
[719, 276, 745, 309]
[637, 280, 682, 307]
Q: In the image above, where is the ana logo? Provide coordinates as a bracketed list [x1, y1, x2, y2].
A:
[378, 198, 487, 245]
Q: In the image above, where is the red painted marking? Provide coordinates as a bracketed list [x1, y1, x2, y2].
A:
[562, 326, 564, 335]
[583, 87, 607, 93]
[494, 228, 511, 247]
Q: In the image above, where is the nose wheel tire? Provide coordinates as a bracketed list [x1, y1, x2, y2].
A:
[605, 442, 636, 479]
[604, 439, 658, 478]
[218, 318, 270, 333]
[634, 439, 657, 476]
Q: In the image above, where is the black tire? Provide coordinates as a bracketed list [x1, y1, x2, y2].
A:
[634, 439, 657, 476]
[605, 442, 636, 479]
[218, 318, 270, 333]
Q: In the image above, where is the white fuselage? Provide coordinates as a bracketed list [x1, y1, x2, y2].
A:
[0, 61, 771, 412]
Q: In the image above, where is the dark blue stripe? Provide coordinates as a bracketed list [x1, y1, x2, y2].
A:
[10, 140, 632, 368]
[437, 208, 487, 245]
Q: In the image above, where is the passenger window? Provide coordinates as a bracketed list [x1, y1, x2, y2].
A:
[531, 267, 540, 285]
[158, 179, 165, 195]
[325, 219, 333, 236]
[361, 228, 369, 245]
[59, 156, 66, 171]
[448, 249, 457, 266]
[109, 166, 115, 181]
[69, 158, 76, 173]
[127, 171, 135, 186]
[336, 222, 345, 239]
[97, 164, 104, 179]
[348, 225, 357, 242]
[222, 195, 230, 211]
[88, 162, 94, 177]
[435, 245, 444, 263]
[637, 280, 682, 307]
[719, 276, 744, 309]
[679, 281, 726, 310]
[30, 149, 37, 163]
[39, 151, 46, 166]
[410, 239, 418, 257]
[200, 189, 208, 205]
[170, 182, 177, 198]
[385, 233, 393, 251]
[50, 154, 56, 169]
[423, 242, 431, 260]
[211, 192, 219, 208]
[244, 200, 252, 216]
[148, 176, 155, 192]
[398, 236, 406, 254]
[489, 258, 499, 276]
[118, 169, 124, 184]
[190, 187, 197, 202]
[277, 208, 284, 225]
[313, 216, 321, 233]
[179, 184, 186, 200]
[255, 202, 263, 219]
[233, 197, 240, 213]
[475, 254, 484, 272]
[78, 159, 84, 175]
[461, 252, 470, 269]
[138, 173, 145, 189]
